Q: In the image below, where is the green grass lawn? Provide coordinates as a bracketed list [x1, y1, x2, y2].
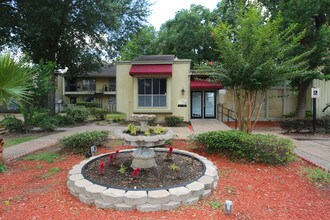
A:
[4, 135, 39, 147]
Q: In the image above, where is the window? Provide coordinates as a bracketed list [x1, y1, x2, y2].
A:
[82, 79, 96, 91]
[138, 78, 166, 107]
[109, 78, 116, 91]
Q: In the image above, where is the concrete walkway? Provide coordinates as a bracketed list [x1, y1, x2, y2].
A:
[2, 120, 330, 171]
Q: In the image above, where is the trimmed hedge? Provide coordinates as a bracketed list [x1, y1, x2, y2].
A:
[59, 130, 109, 154]
[191, 130, 295, 165]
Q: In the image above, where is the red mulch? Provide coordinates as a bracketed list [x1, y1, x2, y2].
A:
[0, 140, 329, 220]
[225, 121, 280, 128]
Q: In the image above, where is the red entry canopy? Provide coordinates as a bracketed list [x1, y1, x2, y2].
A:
[129, 64, 172, 76]
[190, 80, 222, 89]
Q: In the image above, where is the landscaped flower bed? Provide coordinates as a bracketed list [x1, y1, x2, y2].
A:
[0, 140, 329, 219]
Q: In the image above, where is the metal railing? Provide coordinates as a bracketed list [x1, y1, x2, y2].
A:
[218, 104, 237, 130]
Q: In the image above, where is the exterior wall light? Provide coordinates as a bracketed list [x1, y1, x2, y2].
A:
[181, 88, 185, 95]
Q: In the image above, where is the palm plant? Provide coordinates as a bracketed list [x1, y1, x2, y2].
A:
[0, 54, 33, 105]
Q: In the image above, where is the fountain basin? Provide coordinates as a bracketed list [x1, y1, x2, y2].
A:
[67, 148, 219, 211]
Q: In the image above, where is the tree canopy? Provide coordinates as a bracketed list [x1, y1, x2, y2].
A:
[0, 0, 150, 114]
[117, 26, 160, 60]
[157, 4, 219, 65]
[202, 3, 310, 132]
[260, 0, 330, 117]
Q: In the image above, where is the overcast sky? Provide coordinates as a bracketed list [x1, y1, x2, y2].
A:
[148, 0, 220, 30]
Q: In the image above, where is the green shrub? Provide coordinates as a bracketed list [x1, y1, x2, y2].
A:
[0, 115, 24, 132]
[280, 117, 330, 133]
[112, 117, 124, 123]
[191, 130, 295, 165]
[59, 130, 109, 154]
[165, 116, 183, 127]
[66, 105, 89, 122]
[90, 107, 108, 120]
[39, 117, 59, 131]
[319, 114, 330, 133]
[32, 112, 49, 126]
[76, 102, 99, 108]
[54, 114, 75, 125]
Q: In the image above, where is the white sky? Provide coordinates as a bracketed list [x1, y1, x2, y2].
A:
[148, 0, 220, 30]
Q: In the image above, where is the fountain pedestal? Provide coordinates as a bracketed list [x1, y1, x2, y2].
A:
[131, 147, 156, 169]
[120, 114, 173, 169]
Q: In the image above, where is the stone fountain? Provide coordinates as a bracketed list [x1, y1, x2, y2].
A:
[121, 114, 173, 169]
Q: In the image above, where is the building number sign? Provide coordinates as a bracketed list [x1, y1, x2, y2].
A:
[311, 87, 320, 98]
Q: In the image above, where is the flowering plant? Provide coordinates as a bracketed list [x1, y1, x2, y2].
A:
[131, 167, 140, 179]
[99, 161, 105, 175]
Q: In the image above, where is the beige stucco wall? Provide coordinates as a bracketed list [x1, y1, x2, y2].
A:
[116, 60, 191, 122]
[312, 79, 330, 117]
[221, 87, 298, 120]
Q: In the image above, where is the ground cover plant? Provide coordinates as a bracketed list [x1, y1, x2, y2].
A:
[0, 140, 328, 219]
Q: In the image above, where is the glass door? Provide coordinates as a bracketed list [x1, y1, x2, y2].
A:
[204, 92, 216, 118]
[191, 92, 202, 118]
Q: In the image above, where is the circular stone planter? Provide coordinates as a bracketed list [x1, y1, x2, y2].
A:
[67, 148, 219, 212]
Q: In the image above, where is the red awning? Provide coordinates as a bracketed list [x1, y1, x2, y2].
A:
[190, 80, 222, 89]
[129, 64, 172, 76]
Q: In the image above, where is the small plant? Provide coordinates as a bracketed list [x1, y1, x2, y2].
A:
[99, 161, 105, 175]
[108, 154, 114, 165]
[151, 125, 167, 135]
[131, 167, 140, 179]
[21, 152, 61, 163]
[118, 163, 127, 174]
[169, 163, 180, 171]
[127, 123, 138, 135]
[0, 164, 7, 173]
[114, 149, 119, 158]
[303, 167, 330, 186]
[42, 167, 60, 178]
[209, 200, 223, 210]
[144, 129, 151, 136]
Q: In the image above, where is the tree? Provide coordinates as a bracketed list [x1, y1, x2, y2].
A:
[0, 54, 33, 105]
[205, 4, 310, 133]
[158, 4, 219, 65]
[260, 0, 330, 118]
[117, 26, 160, 60]
[0, 0, 150, 115]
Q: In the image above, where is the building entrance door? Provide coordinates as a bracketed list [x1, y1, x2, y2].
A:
[191, 91, 216, 119]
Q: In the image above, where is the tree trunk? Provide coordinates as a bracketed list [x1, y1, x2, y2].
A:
[0, 138, 4, 165]
[48, 74, 56, 116]
[295, 80, 312, 118]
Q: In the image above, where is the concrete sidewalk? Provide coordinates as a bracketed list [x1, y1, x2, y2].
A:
[3, 120, 330, 171]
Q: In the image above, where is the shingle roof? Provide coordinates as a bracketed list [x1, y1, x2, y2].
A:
[133, 55, 175, 63]
[85, 64, 116, 77]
